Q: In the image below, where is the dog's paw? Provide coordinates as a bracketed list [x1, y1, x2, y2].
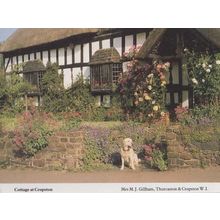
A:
[120, 167, 124, 171]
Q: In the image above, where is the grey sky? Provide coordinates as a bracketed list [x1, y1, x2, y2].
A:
[0, 28, 17, 42]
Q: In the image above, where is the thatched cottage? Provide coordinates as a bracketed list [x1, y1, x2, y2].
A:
[0, 28, 220, 108]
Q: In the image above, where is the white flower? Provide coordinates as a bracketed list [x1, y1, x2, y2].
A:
[206, 69, 211, 73]
[209, 65, 212, 68]
[184, 48, 188, 52]
[139, 97, 144, 102]
[147, 73, 154, 78]
[216, 60, 220, 65]
[148, 85, 152, 90]
[192, 78, 198, 85]
[160, 111, 165, 117]
[153, 105, 159, 112]
[202, 63, 206, 68]
[202, 79, 205, 83]
[164, 62, 170, 68]
[152, 100, 156, 104]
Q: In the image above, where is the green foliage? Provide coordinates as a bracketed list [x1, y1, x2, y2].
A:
[0, 159, 10, 169]
[143, 143, 168, 171]
[24, 125, 51, 156]
[151, 149, 167, 171]
[41, 63, 65, 112]
[118, 46, 168, 122]
[13, 110, 52, 157]
[82, 138, 107, 170]
[65, 76, 95, 112]
[0, 66, 33, 114]
[61, 117, 82, 131]
[180, 121, 220, 152]
[184, 49, 220, 105]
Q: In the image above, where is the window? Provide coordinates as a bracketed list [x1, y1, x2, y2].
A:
[112, 63, 122, 83]
[23, 71, 44, 90]
[91, 63, 122, 92]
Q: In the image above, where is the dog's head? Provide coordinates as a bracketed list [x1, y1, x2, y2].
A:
[122, 138, 133, 151]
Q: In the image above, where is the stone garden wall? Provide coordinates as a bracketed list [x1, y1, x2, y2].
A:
[1, 126, 220, 170]
[0, 130, 84, 170]
[166, 125, 220, 168]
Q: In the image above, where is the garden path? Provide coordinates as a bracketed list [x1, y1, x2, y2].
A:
[0, 167, 220, 183]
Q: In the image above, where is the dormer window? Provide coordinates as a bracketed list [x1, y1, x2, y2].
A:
[23, 60, 46, 91]
[90, 48, 122, 93]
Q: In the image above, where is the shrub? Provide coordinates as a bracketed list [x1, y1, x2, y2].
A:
[60, 112, 82, 131]
[118, 46, 168, 122]
[13, 110, 52, 157]
[0, 67, 33, 114]
[81, 122, 167, 170]
[65, 76, 96, 113]
[82, 138, 107, 170]
[41, 63, 66, 112]
[143, 143, 167, 171]
[183, 49, 220, 106]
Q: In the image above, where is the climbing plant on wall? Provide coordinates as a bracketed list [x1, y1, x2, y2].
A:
[118, 46, 169, 122]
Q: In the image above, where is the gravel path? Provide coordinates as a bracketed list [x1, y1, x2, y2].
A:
[0, 167, 220, 183]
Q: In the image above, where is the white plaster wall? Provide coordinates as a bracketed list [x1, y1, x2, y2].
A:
[166, 92, 171, 105]
[58, 48, 65, 65]
[18, 55, 22, 64]
[182, 65, 188, 86]
[66, 47, 72, 65]
[165, 69, 170, 84]
[92, 41, 99, 55]
[83, 43, 89, 63]
[24, 54, 29, 62]
[113, 37, 122, 56]
[5, 58, 11, 72]
[174, 92, 179, 104]
[4, 58, 9, 69]
[172, 61, 179, 84]
[72, 67, 81, 82]
[36, 52, 41, 60]
[58, 69, 63, 75]
[50, 49, 57, 63]
[12, 56, 17, 65]
[42, 51, 48, 65]
[182, 91, 189, 107]
[63, 68, 72, 89]
[30, 53, 35, 61]
[82, 66, 90, 81]
[136, 32, 146, 46]
[74, 45, 81, 63]
[122, 61, 130, 72]
[102, 39, 110, 49]
[125, 35, 133, 52]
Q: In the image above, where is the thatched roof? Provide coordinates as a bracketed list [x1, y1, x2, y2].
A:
[196, 28, 220, 49]
[90, 47, 121, 65]
[23, 60, 45, 73]
[136, 28, 167, 59]
[136, 28, 220, 59]
[0, 28, 99, 52]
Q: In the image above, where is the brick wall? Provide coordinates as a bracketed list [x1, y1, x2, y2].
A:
[0, 130, 85, 170]
[166, 125, 220, 168]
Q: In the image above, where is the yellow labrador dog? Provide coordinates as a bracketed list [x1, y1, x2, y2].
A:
[120, 138, 139, 170]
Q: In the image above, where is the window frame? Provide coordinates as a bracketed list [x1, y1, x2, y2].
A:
[90, 63, 122, 92]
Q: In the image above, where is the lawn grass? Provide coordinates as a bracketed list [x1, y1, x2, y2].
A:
[81, 121, 123, 128]
[0, 115, 18, 132]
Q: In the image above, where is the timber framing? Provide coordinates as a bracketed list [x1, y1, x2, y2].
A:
[1, 28, 220, 109]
